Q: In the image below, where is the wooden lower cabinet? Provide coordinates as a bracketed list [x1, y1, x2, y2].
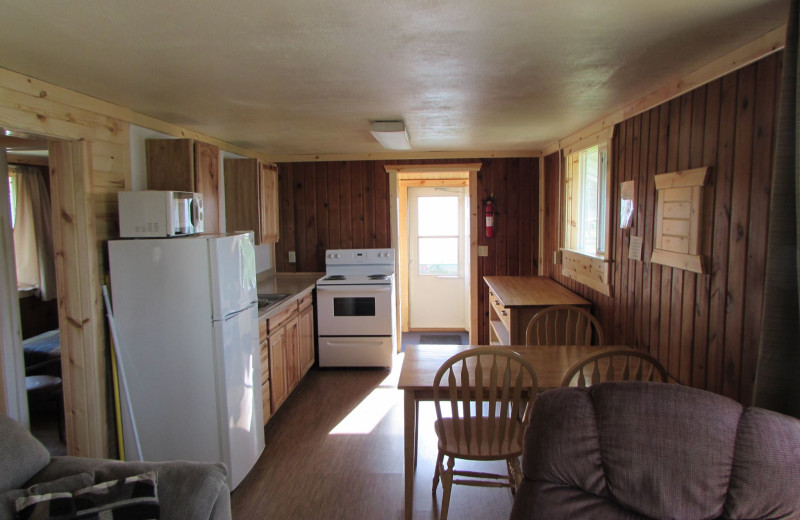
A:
[269, 325, 289, 413]
[259, 288, 316, 424]
[298, 295, 315, 376]
[259, 335, 271, 425]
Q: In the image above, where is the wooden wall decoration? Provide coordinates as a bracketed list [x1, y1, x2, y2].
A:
[651, 167, 709, 273]
[541, 51, 782, 405]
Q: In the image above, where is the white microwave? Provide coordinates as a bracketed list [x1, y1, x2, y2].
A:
[118, 190, 204, 237]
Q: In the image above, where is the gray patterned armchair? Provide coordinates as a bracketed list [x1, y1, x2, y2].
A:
[0, 414, 231, 520]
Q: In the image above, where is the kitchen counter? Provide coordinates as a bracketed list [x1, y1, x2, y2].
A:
[256, 272, 322, 318]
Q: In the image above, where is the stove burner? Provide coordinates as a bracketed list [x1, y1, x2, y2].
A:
[368, 274, 388, 280]
[324, 275, 346, 280]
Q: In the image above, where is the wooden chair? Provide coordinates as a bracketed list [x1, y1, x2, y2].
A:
[525, 305, 604, 346]
[560, 348, 669, 387]
[432, 347, 538, 520]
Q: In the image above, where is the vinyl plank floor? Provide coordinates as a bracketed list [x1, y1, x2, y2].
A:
[231, 355, 514, 520]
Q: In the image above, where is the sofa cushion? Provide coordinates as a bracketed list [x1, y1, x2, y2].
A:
[0, 473, 94, 520]
[15, 471, 159, 520]
[590, 382, 743, 519]
[724, 407, 800, 518]
[31, 457, 228, 520]
[0, 415, 50, 492]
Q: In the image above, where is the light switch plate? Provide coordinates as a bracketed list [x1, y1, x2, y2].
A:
[478, 246, 488, 257]
[288, 251, 296, 263]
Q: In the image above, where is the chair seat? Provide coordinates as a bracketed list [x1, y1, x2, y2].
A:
[435, 417, 524, 459]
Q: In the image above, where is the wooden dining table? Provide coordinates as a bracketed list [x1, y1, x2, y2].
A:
[397, 343, 630, 519]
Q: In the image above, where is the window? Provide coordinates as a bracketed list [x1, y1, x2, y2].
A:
[564, 143, 608, 258]
[417, 196, 459, 276]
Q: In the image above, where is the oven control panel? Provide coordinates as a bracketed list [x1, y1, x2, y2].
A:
[325, 248, 395, 265]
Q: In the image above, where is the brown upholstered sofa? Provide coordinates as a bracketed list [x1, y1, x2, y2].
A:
[510, 382, 800, 520]
[0, 414, 231, 520]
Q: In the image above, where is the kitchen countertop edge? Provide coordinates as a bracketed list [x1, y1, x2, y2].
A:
[256, 272, 323, 319]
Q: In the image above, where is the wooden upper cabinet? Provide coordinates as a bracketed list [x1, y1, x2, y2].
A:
[259, 163, 280, 244]
[145, 138, 221, 233]
[224, 158, 280, 245]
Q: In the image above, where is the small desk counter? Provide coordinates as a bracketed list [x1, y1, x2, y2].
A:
[484, 276, 590, 345]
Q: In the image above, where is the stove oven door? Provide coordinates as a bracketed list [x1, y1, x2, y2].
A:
[316, 284, 393, 336]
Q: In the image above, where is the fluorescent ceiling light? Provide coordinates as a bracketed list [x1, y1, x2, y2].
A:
[370, 121, 411, 150]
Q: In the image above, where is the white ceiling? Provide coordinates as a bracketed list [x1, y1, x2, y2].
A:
[0, 0, 790, 158]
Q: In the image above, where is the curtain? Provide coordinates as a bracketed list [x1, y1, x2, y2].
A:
[12, 165, 56, 301]
[752, 0, 800, 417]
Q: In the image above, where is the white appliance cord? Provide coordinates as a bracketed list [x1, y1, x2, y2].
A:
[102, 285, 144, 461]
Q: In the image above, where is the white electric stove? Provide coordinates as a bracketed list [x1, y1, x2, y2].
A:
[316, 249, 397, 368]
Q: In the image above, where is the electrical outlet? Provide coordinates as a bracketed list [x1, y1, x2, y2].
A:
[288, 251, 296, 263]
[478, 245, 489, 257]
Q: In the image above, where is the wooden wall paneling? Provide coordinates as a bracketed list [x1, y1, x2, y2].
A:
[373, 161, 390, 247]
[536, 55, 778, 402]
[635, 111, 652, 349]
[642, 108, 660, 358]
[707, 73, 739, 395]
[506, 158, 521, 276]
[315, 162, 329, 258]
[613, 121, 628, 343]
[740, 54, 779, 404]
[682, 86, 707, 386]
[678, 92, 697, 385]
[304, 163, 319, 269]
[292, 163, 307, 270]
[339, 162, 353, 250]
[627, 115, 641, 348]
[654, 103, 671, 369]
[518, 158, 533, 276]
[351, 162, 365, 250]
[494, 160, 510, 278]
[363, 162, 375, 248]
[283, 163, 298, 272]
[692, 79, 721, 390]
[724, 65, 756, 401]
[665, 98, 682, 378]
[327, 162, 341, 255]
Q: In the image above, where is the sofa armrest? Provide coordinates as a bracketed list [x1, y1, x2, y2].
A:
[28, 457, 230, 520]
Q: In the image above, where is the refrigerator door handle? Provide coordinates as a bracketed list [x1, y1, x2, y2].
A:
[219, 304, 255, 323]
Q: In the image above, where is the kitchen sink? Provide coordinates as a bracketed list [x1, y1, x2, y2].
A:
[257, 293, 290, 310]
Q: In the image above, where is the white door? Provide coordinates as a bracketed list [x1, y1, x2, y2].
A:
[408, 186, 466, 329]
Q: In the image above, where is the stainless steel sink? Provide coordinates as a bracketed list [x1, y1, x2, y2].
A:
[257, 293, 290, 310]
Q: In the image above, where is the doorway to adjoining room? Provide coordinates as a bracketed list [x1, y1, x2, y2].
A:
[3, 133, 65, 455]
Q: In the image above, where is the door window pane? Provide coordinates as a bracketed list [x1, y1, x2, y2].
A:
[418, 197, 458, 236]
[418, 237, 458, 275]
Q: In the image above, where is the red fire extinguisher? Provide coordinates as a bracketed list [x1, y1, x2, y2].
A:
[484, 195, 496, 238]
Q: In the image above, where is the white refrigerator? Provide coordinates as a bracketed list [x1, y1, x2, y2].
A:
[108, 232, 264, 490]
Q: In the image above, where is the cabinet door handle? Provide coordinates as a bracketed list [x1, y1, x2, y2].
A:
[501, 310, 507, 316]
[494, 300, 501, 305]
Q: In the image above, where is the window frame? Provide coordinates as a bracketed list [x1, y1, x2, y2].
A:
[563, 141, 611, 260]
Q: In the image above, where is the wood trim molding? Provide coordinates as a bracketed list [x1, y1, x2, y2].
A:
[560, 249, 612, 297]
[542, 25, 786, 157]
[275, 152, 534, 163]
[49, 140, 108, 457]
[386, 163, 483, 174]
